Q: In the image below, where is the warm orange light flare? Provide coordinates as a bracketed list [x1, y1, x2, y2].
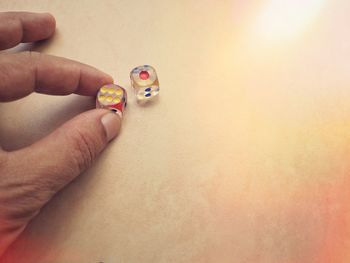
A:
[255, 0, 326, 41]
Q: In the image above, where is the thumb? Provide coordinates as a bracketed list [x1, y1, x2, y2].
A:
[6, 109, 121, 198]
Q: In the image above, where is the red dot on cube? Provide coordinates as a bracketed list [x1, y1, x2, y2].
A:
[139, 71, 149, 80]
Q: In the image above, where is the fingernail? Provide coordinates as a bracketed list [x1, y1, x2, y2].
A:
[101, 112, 121, 142]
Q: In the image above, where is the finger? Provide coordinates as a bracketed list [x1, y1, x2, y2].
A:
[0, 52, 113, 102]
[5, 109, 121, 207]
[0, 12, 56, 50]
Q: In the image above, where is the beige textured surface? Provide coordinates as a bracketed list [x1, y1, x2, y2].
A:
[1, 0, 350, 262]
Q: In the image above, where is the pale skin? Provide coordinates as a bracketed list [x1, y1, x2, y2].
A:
[0, 12, 121, 256]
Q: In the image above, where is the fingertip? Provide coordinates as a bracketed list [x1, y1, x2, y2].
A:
[0, 12, 57, 50]
[107, 74, 114, 83]
[41, 12, 56, 38]
[101, 112, 122, 142]
[77, 65, 114, 95]
[21, 12, 56, 42]
[100, 72, 114, 85]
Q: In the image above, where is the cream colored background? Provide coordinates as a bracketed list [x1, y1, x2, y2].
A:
[1, 0, 350, 262]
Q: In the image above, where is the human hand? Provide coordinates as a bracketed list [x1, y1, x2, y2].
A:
[0, 12, 121, 256]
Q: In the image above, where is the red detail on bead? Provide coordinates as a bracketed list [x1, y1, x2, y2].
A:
[139, 71, 149, 80]
[111, 102, 125, 113]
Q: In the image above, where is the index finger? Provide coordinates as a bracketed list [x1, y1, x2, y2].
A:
[0, 12, 56, 50]
[0, 52, 114, 102]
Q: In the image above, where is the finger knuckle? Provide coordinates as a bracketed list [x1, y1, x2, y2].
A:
[23, 51, 42, 68]
[0, 153, 47, 222]
[0, 150, 9, 169]
[23, 50, 40, 59]
[69, 128, 98, 173]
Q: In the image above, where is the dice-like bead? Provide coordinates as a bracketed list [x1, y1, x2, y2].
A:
[96, 84, 127, 117]
[130, 65, 160, 103]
